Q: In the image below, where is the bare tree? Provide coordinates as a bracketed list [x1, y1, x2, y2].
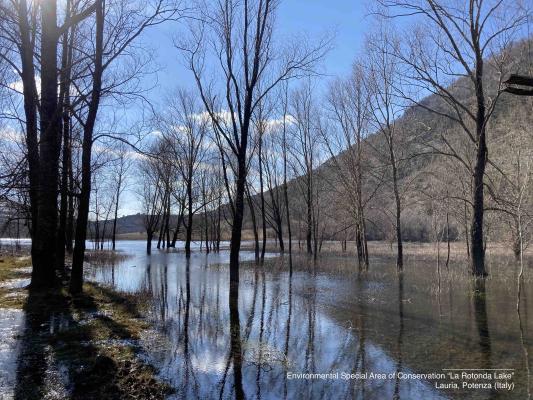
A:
[178, 0, 328, 288]
[378, 0, 528, 276]
[289, 83, 324, 259]
[138, 152, 164, 254]
[159, 88, 209, 257]
[324, 64, 372, 269]
[111, 144, 132, 250]
[491, 125, 532, 270]
[364, 24, 407, 271]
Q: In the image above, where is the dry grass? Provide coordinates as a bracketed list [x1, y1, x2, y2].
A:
[13, 282, 171, 399]
[84, 249, 131, 265]
[0, 255, 32, 309]
[0, 253, 170, 399]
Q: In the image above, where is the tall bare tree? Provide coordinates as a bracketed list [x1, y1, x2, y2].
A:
[179, 0, 328, 289]
[159, 89, 209, 257]
[324, 64, 372, 269]
[365, 24, 407, 271]
[111, 144, 132, 250]
[289, 83, 323, 258]
[378, 0, 528, 276]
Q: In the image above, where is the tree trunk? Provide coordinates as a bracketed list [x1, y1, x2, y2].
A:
[259, 136, 266, 262]
[204, 207, 210, 254]
[70, 0, 103, 294]
[70, 137, 92, 293]
[282, 97, 292, 274]
[33, 0, 61, 289]
[56, 12, 74, 271]
[57, 131, 69, 270]
[464, 200, 470, 257]
[185, 179, 193, 257]
[146, 231, 153, 255]
[246, 185, 259, 261]
[389, 141, 403, 271]
[470, 52, 487, 277]
[170, 210, 184, 248]
[66, 151, 75, 253]
[157, 221, 163, 249]
[356, 160, 369, 269]
[306, 196, 312, 255]
[216, 198, 221, 252]
[229, 282, 244, 399]
[17, 0, 40, 262]
[229, 155, 247, 286]
[112, 175, 122, 250]
[165, 196, 171, 248]
[185, 212, 193, 256]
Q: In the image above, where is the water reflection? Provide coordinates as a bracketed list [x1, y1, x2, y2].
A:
[473, 279, 492, 368]
[229, 282, 244, 399]
[85, 241, 533, 399]
[393, 272, 404, 400]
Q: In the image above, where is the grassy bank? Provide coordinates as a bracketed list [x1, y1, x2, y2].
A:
[0, 256, 171, 399]
[0, 255, 31, 308]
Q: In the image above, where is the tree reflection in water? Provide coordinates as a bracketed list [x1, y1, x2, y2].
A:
[82, 242, 533, 399]
[393, 272, 404, 400]
[229, 281, 244, 399]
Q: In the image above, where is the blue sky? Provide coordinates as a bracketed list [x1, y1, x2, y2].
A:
[117, 1, 371, 216]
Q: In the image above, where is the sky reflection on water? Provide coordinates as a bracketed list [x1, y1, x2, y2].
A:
[1, 239, 530, 399]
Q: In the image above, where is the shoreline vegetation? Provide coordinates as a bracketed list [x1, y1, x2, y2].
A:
[72, 235, 533, 258]
[0, 251, 172, 399]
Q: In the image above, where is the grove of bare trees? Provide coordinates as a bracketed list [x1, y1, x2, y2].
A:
[0, 0, 531, 300]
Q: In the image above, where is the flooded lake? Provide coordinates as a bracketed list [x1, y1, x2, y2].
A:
[81, 241, 533, 399]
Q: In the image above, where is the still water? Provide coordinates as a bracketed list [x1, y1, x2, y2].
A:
[86, 241, 532, 399]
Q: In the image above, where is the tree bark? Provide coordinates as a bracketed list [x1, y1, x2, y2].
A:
[259, 135, 266, 262]
[70, 0, 103, 294]
[246, 185, 260, 261]
[388, 138, 403, 271]
[229, 153, 247, 286]
[306, 182, 313, 255]
[56, 5, 74, 271]
[32, 0, 62, 288]
[470, 49, 487, 277]
[185, 173, 193, 257]
[146, 231, 153, 255]
[112, 173, 122, 251]
[17, 0, 39, 247]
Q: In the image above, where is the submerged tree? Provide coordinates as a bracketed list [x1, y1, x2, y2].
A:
[324, 64, 371, 270]
[378, 0, 529, 276]
[179, 0, 328, 289]
[288, 83, 325, 259]
[364, 24, 406, 271]
[159, 89, 209, 257]
[111, 144, 132, 250]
